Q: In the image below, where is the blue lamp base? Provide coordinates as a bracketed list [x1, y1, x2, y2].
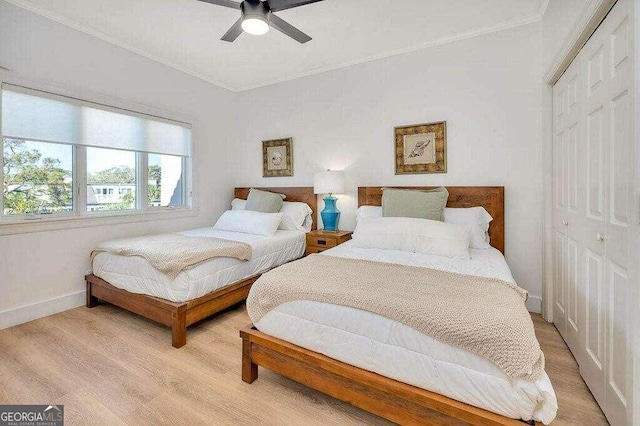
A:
[321, 195, 341, 231]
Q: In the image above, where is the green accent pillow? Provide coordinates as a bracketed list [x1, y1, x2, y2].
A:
[382, 187, 449, 221]
[245, 188, 285, 213]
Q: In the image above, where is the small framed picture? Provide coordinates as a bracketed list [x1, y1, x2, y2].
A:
[263, 137, 293, 177]
[395, 121, 446, 174]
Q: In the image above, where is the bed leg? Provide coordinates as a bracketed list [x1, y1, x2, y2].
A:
[171, 308, 187, 348]
[242, 337, 258, 383]
[86, 280, 99, 308]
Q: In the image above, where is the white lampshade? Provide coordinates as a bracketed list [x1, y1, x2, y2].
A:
[314, 170, 346, 195]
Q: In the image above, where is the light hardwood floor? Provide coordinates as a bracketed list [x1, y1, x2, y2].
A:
[0, 304, 607, 425]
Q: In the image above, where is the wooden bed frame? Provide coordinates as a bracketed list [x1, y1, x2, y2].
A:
[86, 187, 316, 348]
[240, 186, 540, 425]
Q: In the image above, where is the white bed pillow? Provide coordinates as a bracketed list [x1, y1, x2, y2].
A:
[213, 210, 283, 236]
[442, 207, 493, 249]
[356, 205, 493, 250]
[278, 201, 313, 232]
[356, 205, 383, 222]
[352, 217, 471, 259]
[231, 198, 246, 210]
[230, 198, 312, 232]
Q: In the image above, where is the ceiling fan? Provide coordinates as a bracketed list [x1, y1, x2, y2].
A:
[197, 0, 323, 44]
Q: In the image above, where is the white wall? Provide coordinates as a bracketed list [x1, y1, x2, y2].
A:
[541, 0, 592, 72]
[0, 2, 236, 327]
[231, 23, 545, 310]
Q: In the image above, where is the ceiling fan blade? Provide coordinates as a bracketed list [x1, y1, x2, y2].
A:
[221, 18, 244, 42]
[197, 0, 241, 9]
[268, 13, 311, 43]
[267, 0, 323, 12]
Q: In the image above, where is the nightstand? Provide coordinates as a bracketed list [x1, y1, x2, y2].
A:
[305, 230, 352, 255]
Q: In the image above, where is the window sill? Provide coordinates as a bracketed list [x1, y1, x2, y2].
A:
[0, 208, 200, 236]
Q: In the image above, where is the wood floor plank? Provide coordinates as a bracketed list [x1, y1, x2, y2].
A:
[56, 391, 125, 426]
[0, 324, 83, 403]
[0, 351, 65, 404]
[3, 322, 161, 417]
[122, 392, 214, 426]
[0, 306, 607, 425]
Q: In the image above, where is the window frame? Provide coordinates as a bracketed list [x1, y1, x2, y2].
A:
[0, 74, 196, 235]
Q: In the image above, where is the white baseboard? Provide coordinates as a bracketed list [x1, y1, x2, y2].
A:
[0, 291, 85, 330]
[526, 296, 542, 314]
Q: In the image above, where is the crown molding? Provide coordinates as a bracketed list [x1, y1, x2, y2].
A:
[5, 0, 546, 92]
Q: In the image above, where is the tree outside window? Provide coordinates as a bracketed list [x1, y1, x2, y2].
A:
[2, 138, 73, 215]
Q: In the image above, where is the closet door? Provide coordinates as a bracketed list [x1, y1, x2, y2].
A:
[552, 54, 584, 360]
[580, 9, 609, 405]
[564, 57, 584, 359]
[551, 0, 635, 423]
[580, 2, 634, 423]
[601, 2, 633, 424]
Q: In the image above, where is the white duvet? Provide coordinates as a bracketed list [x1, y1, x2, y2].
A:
[254, 241, 558, 424]
[92, 228, 305, 302]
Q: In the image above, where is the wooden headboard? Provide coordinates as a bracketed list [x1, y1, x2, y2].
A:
[357, 186, 505, 254]
[234, 187, 317, 231]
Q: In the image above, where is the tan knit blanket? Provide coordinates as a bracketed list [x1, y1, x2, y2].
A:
[91, 233, 251, 279]
[247, 254, 544, 381]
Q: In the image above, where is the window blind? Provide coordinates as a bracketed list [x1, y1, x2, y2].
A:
[1, 84, 191, 157]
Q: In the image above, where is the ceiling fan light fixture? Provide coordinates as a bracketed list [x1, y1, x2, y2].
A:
[200, 0, 319, 43]
[241, 16, 269, 35]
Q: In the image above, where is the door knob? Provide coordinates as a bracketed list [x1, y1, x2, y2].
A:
[596, 233, 605, 241]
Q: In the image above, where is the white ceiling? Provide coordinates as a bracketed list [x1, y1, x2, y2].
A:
[5, 0, 548, 91]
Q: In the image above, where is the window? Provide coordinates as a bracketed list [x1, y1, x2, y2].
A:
[1, 83, 192, 224]
[87, 147, 136, 212]
[2, 139, 73, 215]
[148, 153, 184, 208]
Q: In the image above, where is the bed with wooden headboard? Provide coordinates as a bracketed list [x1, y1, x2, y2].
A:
[239, 185, 540, 426]
[85, 187, 315, 348]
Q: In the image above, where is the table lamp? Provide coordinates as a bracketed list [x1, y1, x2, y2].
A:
[313, 170, 346, 231]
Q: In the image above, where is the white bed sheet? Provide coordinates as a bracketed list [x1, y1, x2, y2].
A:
[92, 228, 305, 302]
[253, 241, 558, 424]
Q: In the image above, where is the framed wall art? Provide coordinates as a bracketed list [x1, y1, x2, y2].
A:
[395, 121, 446, 174]
[262, 137, 293, 177]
